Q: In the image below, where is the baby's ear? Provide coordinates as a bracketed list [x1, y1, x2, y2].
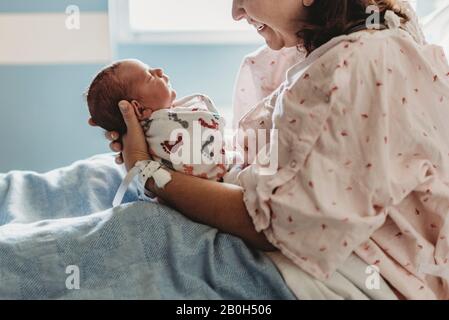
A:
[131, 100, 153, 120]
[130, 100, 144, 119]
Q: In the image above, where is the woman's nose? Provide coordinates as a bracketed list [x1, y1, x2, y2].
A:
[232, 0, 246, 21]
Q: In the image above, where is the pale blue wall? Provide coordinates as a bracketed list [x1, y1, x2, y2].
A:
[0, 0, 111, 173]
[0, 0, 108, 12]
[0, 64, 111, 172]
[0, 0, 259, 173]
[116, 44, 258, 107]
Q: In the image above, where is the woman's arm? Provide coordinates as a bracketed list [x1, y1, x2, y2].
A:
[145, 169, 275, 251]
[90, 101, 275, 251]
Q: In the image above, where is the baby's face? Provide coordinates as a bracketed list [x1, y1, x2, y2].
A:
[119, 60, 177, 115]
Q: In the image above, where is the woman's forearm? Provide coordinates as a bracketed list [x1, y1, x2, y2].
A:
[145, 170, 275, 251]
[112, 101, 272, 250]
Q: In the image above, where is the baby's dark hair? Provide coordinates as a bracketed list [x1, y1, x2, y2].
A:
[85, 62, 133, 136]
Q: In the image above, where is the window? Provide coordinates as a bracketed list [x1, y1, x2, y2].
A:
[416, 0, 448, 18]
[130, 0, 246, 32]
[111, 0, 449, 46]
[418, 0, 449, 52]
[110, 0, 263, 44]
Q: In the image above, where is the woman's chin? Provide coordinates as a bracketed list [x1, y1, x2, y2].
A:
[260, 28, 299, 51]
[266, 38, 300, 51]
[261, 31, 286, 50]
[265, 37, 285, 51]
[266, 42, 284, 51]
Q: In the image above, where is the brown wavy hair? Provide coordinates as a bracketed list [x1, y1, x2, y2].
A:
[86, 62, 133, 136]
[298, 0, 409, 54]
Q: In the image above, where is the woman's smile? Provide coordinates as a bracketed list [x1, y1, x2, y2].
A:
[232, 0, 307, 50]
[247, 18, 266, 32]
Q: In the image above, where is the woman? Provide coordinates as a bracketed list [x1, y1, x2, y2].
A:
[92, 0, 449, 299]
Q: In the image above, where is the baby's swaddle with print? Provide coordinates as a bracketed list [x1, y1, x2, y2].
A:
[141, 94, 242, 183]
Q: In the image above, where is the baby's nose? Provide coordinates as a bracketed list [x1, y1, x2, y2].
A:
[154, 68, 164, 77]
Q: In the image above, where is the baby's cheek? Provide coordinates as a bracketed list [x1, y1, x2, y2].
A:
[160, 88, 173, 107]
[164, 91, 174, 108]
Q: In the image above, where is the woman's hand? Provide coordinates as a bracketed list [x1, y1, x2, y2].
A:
[88, 118, 124, 165]
[88, 101, 151, 171]
[117, 101, 151, 171]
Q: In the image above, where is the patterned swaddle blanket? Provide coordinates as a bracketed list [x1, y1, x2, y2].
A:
[141, 94, 240, 182]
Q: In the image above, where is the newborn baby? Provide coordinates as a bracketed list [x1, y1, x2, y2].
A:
[86, 59, 242, 186]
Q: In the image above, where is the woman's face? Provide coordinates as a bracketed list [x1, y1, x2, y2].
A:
[232, 0, 311, 50]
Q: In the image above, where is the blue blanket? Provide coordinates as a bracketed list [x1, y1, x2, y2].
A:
[0, 154, 294, 299]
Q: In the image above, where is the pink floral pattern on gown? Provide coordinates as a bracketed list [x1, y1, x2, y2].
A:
[233, 15, 449, 299]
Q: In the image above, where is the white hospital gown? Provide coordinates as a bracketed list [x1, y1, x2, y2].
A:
[236, 16, 449, 299]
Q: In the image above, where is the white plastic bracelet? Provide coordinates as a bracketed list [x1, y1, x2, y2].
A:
[112, 160, 172, 207]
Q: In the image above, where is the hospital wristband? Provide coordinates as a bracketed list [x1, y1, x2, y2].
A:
[112, 160, 172, 207]
[137, 160, 172, 189]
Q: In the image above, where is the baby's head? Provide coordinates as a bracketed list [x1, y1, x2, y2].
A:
[86, 59, 176, 135]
